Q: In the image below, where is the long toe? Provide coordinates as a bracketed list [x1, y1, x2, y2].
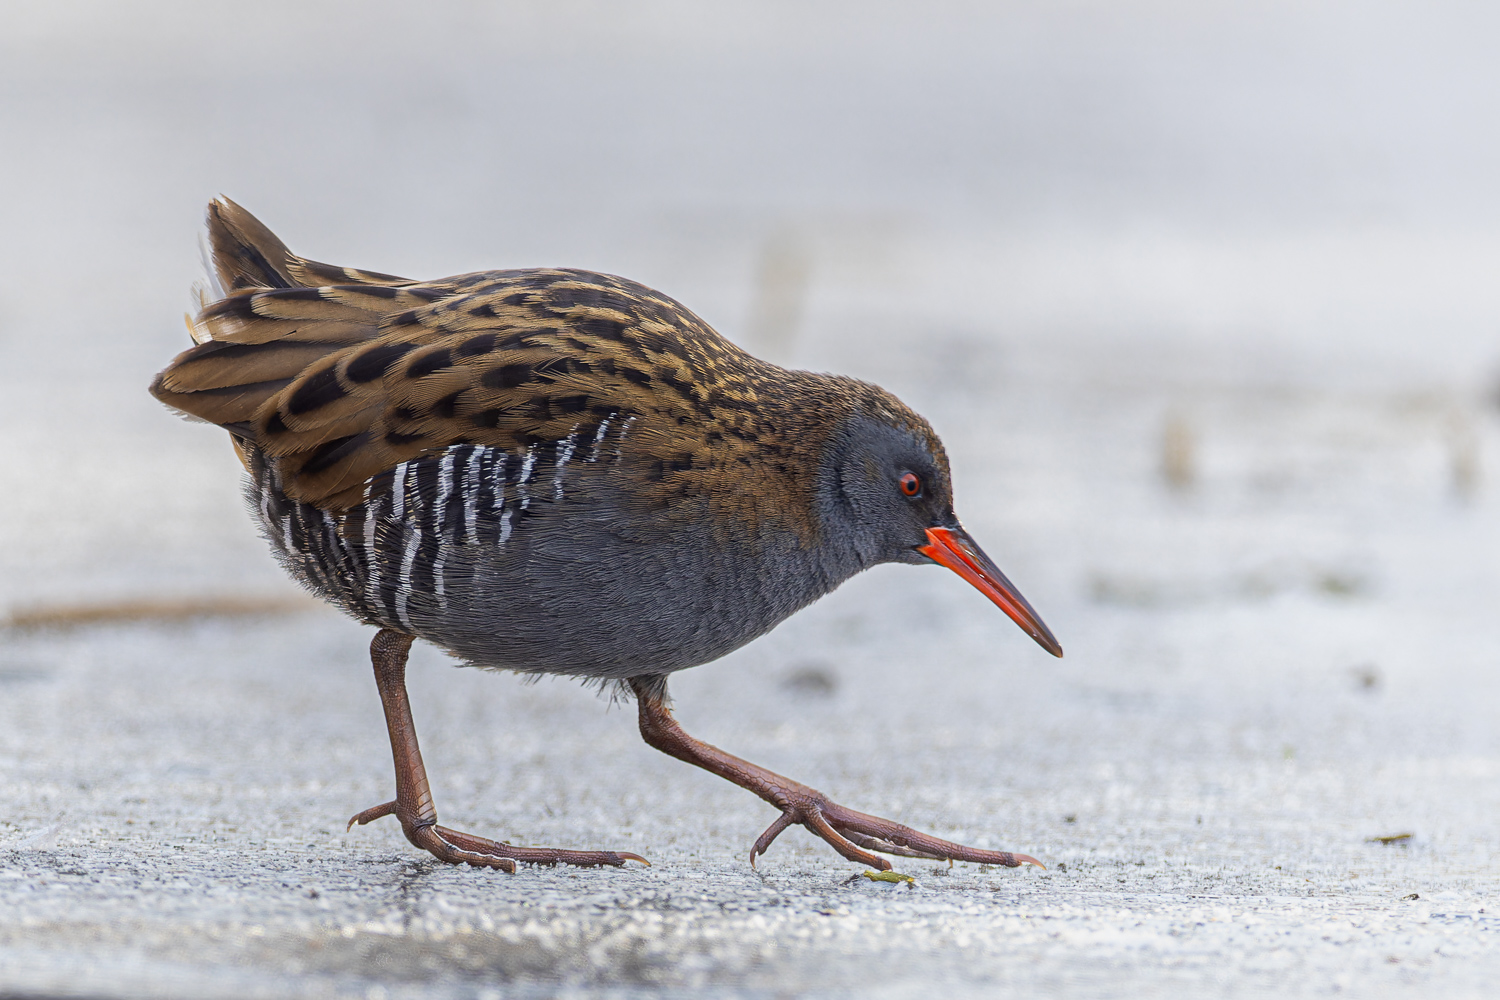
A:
[820, 800, 1043, 869]
[345, 799, 647, 872]
[434, 825, 649, 869]
[843, 828, 1042, 868]
[347, 800, 397, 830]
[410, 825, 519, 873]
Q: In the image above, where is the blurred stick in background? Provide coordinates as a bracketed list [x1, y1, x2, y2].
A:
[4, 594, 318, 631]
[1161, 408, 1197, 492]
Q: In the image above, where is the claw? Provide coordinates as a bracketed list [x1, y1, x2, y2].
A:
[752, 810, 796, 864]
[347, 800, 397, 831]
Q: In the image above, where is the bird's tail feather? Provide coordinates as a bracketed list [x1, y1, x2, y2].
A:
[206, 197, 413, 294]
[152, 198, 419, 436]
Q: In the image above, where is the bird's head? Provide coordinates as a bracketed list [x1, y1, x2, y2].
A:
[814, 403, 1063, 658]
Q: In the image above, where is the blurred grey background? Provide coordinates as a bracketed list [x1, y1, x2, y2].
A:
[2, 2, 1499, 998]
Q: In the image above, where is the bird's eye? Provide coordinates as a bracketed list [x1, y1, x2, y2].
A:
[899, 472, 922, 497]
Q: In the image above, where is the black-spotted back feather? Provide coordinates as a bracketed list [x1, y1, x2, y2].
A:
[149, 199, 970, 684]
[152, 200, 942, 528]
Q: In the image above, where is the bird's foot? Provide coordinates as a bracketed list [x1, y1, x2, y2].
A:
[749, 787, 1042, 872]
[347, 800, 649, 873]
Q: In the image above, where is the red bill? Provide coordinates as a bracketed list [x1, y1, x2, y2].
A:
[918, 526, 1063, 657]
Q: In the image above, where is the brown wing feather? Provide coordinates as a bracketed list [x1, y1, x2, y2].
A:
[244, 271, 759, 508]
[155, 242, 771, 510]
[155, 201, 933, 533]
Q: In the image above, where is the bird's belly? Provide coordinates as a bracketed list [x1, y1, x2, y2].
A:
[422, 538, 803, 676]
[247, 445, 831, 678]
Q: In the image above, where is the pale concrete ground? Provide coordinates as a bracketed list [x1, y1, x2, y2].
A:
[3, 3, 1500, 998]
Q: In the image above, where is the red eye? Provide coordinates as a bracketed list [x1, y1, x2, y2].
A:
[899, 472, 922, 497]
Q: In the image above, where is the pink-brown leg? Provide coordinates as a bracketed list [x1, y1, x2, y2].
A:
[629, 676, 1040, 871]
[347, 629, 648, 872]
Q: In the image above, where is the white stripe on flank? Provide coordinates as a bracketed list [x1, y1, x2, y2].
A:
[394, 530, 420, 632]
[493, 453, 507, 537]
[615, 414, 638, 458]
[431, 546, 447, 609]
[432, 449, 457, 605]
[260, 475, 277, 533]
[463, 447, 481, 544]
[437, 449, 456, 531]
[363, 483, 381, 607]
[390, 462, 409, 523]
[588, 416, 612, 461]
[431, 542, 447, 604]
[554, 427, 579, 500]
[320, 509, 341, 583]
[298, 506, 327, 589]
[499, 508, 513, 545]
[518, 444, 537, 510]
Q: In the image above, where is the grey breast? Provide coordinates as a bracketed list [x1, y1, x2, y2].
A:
[245, 418, 839, 680]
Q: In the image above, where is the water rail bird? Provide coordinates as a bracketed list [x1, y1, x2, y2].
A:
[151, 199, 1063, 874]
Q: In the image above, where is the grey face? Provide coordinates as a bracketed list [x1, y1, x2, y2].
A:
[815, 413, 956, 570]
[812, 411, 1064, 658]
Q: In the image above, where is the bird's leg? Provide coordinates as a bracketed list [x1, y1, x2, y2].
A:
[348, 629, 648, 871]
[630, 676, 1040, 872]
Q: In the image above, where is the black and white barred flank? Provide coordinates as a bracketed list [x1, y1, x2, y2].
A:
[246, 412, 639, 636]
